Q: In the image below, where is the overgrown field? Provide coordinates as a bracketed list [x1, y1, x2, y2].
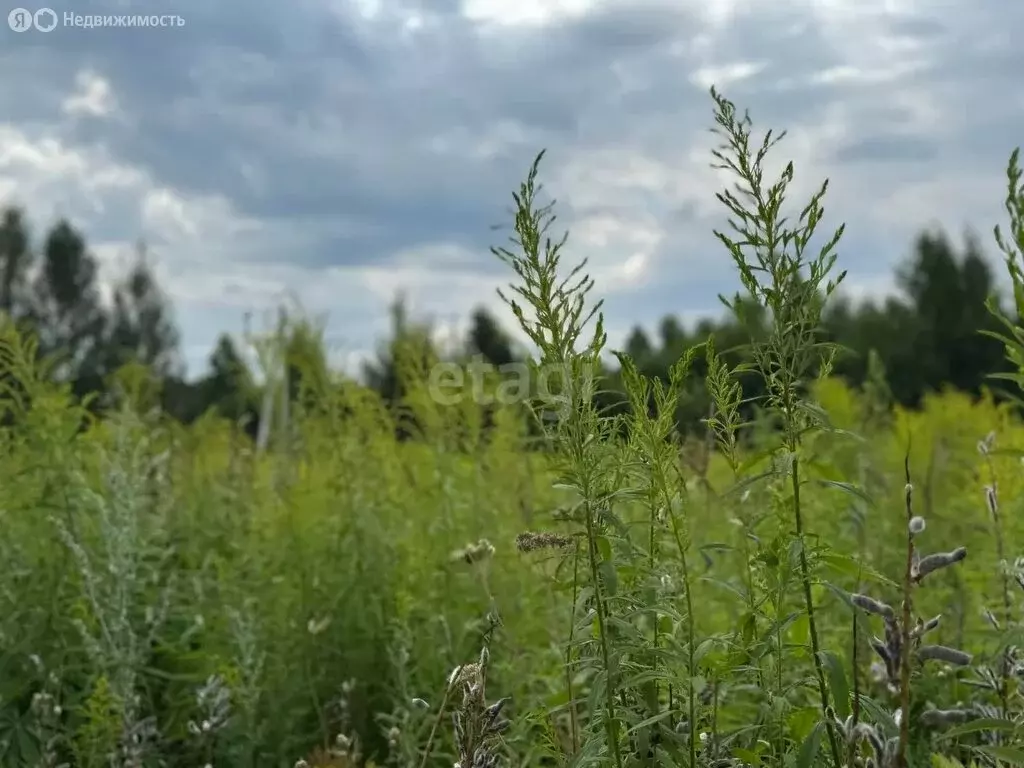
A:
[2, 90, 1024, 768]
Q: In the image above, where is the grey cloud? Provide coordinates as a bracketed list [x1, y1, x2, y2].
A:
[830, 135, 940, 165]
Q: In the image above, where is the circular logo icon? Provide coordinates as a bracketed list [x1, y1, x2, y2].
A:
[8, 7, 33, 31]
[33, 7, 57, 31]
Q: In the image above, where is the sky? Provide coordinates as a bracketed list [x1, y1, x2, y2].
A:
[1, 0, 1022, 379]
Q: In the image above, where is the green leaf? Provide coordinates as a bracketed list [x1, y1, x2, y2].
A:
[938, 718, 1018, 740]
[693, 637, 719, 665]
[820, 552, 897, 587]
[796, 720, 824, 768]
[974, 745, 1024, 764]
[725, 468, 784, 496]
[598, 558, 618, 596]
[815, 478, 874, 507]
[805, 458, 845, 481]
[819, 650, 850, 721]
[626, 709, 675, 734]
[856, 694, 898, 736]
[788, 707, 820, 742]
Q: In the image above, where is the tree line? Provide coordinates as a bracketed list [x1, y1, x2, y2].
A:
[0, 203, 1013, 434]
[601, 229, 1012, 430]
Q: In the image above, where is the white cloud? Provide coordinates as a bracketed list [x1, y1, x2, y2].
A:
[62, 70, 118, 119]
[690, 61, 767, 90]
[461, 0, 598, 27]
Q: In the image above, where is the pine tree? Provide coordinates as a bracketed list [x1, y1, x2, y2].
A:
[105, 242, 181, 378]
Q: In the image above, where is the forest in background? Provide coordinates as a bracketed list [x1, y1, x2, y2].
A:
[0, 203, 1011, 429]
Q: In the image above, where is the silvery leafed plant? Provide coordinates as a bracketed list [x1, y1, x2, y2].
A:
[841, 474, 972, 767]
[962, 431, 1024, 757]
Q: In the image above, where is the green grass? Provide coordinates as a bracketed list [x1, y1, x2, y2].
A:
[1, 88, 1023, 768]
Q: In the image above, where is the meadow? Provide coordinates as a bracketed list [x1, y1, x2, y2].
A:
[2, 90, 1024, 768]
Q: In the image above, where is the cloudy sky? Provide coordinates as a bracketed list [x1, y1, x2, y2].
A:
[1, 0, 1021, 378]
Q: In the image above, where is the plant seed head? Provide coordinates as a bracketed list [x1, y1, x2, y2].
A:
[917, 644, 972, 666]
[915, 547, 967, 582]
[985, 485, 998, 518]
[919, 708, 974, 728]
[515, 531, 573, 552]
[852, 593, 895, 619]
